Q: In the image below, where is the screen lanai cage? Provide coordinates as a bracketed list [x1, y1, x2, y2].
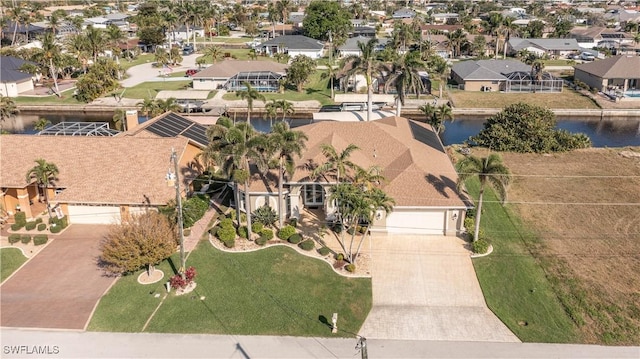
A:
[225, 71, 284, 92]
[503, 71, 563, 93]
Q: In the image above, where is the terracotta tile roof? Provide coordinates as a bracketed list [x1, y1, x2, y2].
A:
[0, 135, 191, 206]
[265, 117, 468, 208]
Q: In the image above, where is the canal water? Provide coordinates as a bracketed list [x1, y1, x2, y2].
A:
[5, 111, 640, 147]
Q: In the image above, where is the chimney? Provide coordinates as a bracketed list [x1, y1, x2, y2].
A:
[125, 110, 139, 131]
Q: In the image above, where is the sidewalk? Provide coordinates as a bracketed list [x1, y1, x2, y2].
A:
[183, 207, 218, 253]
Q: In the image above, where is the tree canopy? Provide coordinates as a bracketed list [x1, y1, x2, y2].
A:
[286, 55, 316, 92]
[471, 103, 591, 153]
[302, 0, 352, 44]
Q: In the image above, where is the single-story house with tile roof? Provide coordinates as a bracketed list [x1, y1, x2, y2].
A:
[574, 55, 640, 98]
[240, 116, 470, 235]
[0, 56, 36, 97]
[507, 38, 580, 58]
[259, 35, 325, 59]
[0, 135, 198, 224]
[451, 59, 530, 92]
[337, 36, 381, 58]
[191, 60, 288, 90]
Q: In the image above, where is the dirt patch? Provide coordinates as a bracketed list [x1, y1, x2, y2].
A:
[495, 147, 640, 344]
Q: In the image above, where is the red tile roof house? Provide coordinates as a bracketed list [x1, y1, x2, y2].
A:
[0, 135, 198, 225]
[242, 117, 470, 236]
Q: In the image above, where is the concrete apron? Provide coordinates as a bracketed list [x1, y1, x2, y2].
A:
[359, 234, 519, 342]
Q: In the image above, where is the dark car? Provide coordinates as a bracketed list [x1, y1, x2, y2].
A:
[182, 45, 194, 55]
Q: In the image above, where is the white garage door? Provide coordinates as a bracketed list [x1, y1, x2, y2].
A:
[385, 210, 446, 235]
[67, 205, 122, 224]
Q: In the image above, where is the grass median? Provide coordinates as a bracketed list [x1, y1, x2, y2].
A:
[89, 241, 371, 337]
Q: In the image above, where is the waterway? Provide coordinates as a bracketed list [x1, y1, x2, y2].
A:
[4, 111, 640, 147]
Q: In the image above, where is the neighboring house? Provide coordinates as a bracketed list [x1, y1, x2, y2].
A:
[337, 36, 377, 57]
[603, 9, 640, 27]
[0, 56, 36, 97]
[570, 27, 635, 49]
[259, 35, 325, 59]
[392, 7, 416, 19]
[240, 117, 469, 235]
[84, 16, 113, 29]
[507, 38, 580, 58]
[350, 26, 377, 38]
[432, 13, 460, 24]
[0, 135, 198, 224]
[574, 55, 640, 97]
[191, 60, 287, 91]
[451, 59, 562, 93]
[1, 21, 46, 43]
[171, 25, 205, 42]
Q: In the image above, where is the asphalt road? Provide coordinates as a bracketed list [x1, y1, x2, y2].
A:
[2, 329, 639, 359]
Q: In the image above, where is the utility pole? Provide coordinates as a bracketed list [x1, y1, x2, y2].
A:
[169, 148, 186, 280]
[328, 30, 334, 100]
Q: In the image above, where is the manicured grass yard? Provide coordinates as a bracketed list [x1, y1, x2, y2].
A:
[448, 88, 600, 109]
[463, 179, 578, 343]
[121, 80, 194, 99]
[1, 248, 27, 283]
[89, 241, 371, 337]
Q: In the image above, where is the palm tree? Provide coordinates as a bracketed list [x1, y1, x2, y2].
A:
[65, 33, 90, 73]
[501, 17, 519, 59]
[436, 104, 454, 126]
[236, 81, 265, 127]
[154, 47, 170, 67]
[25, 159, 59, 218]
[204, 45, 223, 64]
[276, 0, 292, 36]
[419, 102, 436, 123]
[39, 32, 62, 96]
[530, 59, 545, 93]
[206, 120, 267, 238]
[155, 98, 181, 114]
[137, 98, 158, 118]
[312, 143, 361, 183]
[278, 100, 294, 121]
[85, 25, 106, 63]
[268, 122, 308, 227]
[456, 154, 511, 242]
[265, 100, 279, 127]
[34, 118, 51, 132]
[0, 96, 19, 129]
[344, 38, 381, 122]
[427, 54, 451, 99]
[385, 50, 426, 116]
[446, 29, 467, 58]
[8, 4, 24, 45]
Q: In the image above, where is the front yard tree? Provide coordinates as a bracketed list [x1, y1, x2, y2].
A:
[286, 55, 316, 92]
[236, 82, 265, 127]
[472, 102, 591, 153]
[344, 38, 381, 122]
[25, 159, 59, 218]
[0, 96, 19, 127]
[456, 154, 511, 242]
[303, 0, 352, 43]
[100, 211, 177, 275]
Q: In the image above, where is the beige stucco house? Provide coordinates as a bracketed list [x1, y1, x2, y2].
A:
[574, 55, 640, 99]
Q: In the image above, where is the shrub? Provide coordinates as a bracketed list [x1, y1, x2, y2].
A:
[217, 226, 236, 242]
[208, 226, 218, 236]
[318, 246, 330, 256]
[219, 218, 234, 229]
[260, 228, 274, 241]
[277, 225, 296, 240]
[288, 233, 302, 244]
[8, 234, 21, 244]
[472, 238, 490, 254]
[224, 238, 235, 248]
[35, 218, 43, 224]
[14, 212, 26, 225]
[464, 218, 474, 233]
[347, 227, 356, 235]
[20, 234, 31, 244]
[289, 218, 298, 227]
[299, 239, 315, 251]
[182, 194, 209, 228]
[331, 222, 343, 233]
[33, 234, 48, 246]
[336, 253, 344, 261]
[10, 222, 23, 231]
[37, 223, 47, 231]
[345, 264, 356, 272]
[237, 226, 248, 239]
[50, 224, 62, 234]
[255, 236, 268, 246]
[252, 205, 277, 227]
[251, 222, 263, 233]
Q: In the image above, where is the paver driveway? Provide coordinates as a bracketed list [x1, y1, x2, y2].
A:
[359, 234, 519, 342]
[1, 225, 116, 330]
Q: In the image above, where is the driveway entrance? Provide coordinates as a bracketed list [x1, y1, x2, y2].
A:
[359, 234, 519, 342]
[0, 225, 116, 330]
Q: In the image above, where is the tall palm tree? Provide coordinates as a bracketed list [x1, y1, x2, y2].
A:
[39, 32, 62, 96]
[419, 102, 436, 123]
[206, 120, 266, 238]
[137, 98, 158, 118]
[0, 95, 20, 129]
[344, 38, 381, 122]
[8, 4, 24, 45]
[446, 29, 467, 58]
[312, 143, 361, 183]
[277, 99, 294, 121]
[385, 50, 426, 116]
[65, 33, 90, 73]
[155, 98, 182, 114]
[530, 59, 545, 93]
[265, 100, 279, 127]
[427, 54, 451, 99]
[268, 122, 308, 227]
[204, 45, 222, 64]
[456, 154, 511, 242]
[25, 159, 60, 218]
[276, 0, 292, 36]
[85, 25, 106, 63]
[236, 81, 265, 127]
[501, 17, 519, 59]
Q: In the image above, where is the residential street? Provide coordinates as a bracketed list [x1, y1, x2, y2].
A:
[2, 329, 638, 358]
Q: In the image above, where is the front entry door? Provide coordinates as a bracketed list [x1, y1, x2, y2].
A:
[303, 184, 324, 207]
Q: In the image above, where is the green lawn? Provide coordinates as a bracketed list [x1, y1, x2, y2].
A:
[1, 248, 27, 282]
[120, 54, 155, 71]
[448, 88, 600, 109]
[196, 37, 250, 44]
[89, 242, 371, 337]
[196, 48, 277, 63]
[465, 179, 579, 343]
[13, 89, 82, 105]
[121, 80, 194, 99]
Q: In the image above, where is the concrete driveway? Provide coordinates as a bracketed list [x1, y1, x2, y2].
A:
[0, 225, 116, 330]
[120, 53, 199, 88]
[359, 234, 519, 342]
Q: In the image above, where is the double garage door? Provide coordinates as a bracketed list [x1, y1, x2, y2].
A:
[67, 205, 122, 225]
[385, 210, 446, 235]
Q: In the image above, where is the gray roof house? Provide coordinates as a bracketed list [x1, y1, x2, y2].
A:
[451, 59, 563, 93]
[259, 35, 325, 59]
[507, 38, 580, 58]
[392, 8, 416, 19]
[0, 56, 35, 97]
[574, 55, 640, 99]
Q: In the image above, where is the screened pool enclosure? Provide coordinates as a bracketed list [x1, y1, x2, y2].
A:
[502, 71, 563, 93]
[225, 71, 284, 92]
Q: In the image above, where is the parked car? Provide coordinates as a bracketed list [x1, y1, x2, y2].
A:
[580, 52, 595, 61]
[182, 45, 194, 55]
[185, 69, 199, 77]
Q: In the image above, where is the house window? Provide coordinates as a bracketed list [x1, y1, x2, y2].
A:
[304, 184, 324, 206]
